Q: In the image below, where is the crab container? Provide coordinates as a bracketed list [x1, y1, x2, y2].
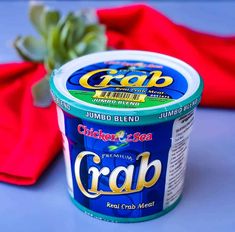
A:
[49, 50, 203, 222]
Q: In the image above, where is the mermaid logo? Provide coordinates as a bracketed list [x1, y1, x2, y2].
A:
[74, 151, 162, 198]
[108, 130, 128, 151]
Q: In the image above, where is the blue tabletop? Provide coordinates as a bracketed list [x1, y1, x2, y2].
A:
[0, 1, 235, 232]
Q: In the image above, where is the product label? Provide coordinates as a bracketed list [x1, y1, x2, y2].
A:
[66, 60, 188, 109]
[164, 111, 194, 208]
[59, 109, 194, 220]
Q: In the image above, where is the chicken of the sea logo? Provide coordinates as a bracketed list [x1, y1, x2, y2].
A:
[108, 130, 128, 151]
[77, 124, 152, 143]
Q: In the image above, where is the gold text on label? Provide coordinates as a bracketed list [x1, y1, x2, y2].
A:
[74, 151, 162, 198]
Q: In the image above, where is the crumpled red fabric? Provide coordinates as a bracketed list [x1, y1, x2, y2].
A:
[1, 4, 235, 185]
[97, 4, 235, 108]
[0, 62, 62, 185]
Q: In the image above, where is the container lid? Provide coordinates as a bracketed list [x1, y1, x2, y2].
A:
[50, 50, 203, 125]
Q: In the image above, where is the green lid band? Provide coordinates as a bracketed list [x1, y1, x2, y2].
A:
[50, 87, 202, 125]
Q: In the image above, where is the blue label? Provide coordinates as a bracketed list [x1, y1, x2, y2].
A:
[66, 60, 188, 109]
[63, 111, 176, 218]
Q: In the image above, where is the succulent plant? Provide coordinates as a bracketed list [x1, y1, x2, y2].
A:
[14, 3, 107, 107]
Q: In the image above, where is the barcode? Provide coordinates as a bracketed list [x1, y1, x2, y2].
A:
[93, 91, 146, 102]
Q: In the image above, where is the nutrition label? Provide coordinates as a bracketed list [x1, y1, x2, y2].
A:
[163, 111, 194, 209]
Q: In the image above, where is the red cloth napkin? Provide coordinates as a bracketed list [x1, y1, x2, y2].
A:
[0, 62, 62, 185]
[1, 4, 235, 185]
[97, 4, 235, 108]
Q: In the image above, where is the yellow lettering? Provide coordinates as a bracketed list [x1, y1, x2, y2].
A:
[109, 165, 134, 193]
[136, 152, 162, 190]
[147, 71, 173, 87]
[88, 166, 110, 193]
[79, 69, 173, 89]
[74, 151, 101, 198]
[74, 151, 162, 199]
[79, 69, 118, 89]
[120, 75, 147, 87]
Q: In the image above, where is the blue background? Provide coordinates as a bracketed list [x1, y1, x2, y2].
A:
[0, 1, 235, 232]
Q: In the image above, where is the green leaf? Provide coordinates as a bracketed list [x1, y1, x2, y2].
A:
[57, 12, 73, 30]
[68, 49, 78, 60]
[32, 75, 52, 107]
[83, 33, 107, 54]
[74, 42, 86, 56]
[29, 3, 46, 37]
[43, 10, 60, 33]
[44, 56, 55, 72]
[29, 3, 60, 39]
[72, 15, 85, 41]
[15, 3, 108, 108]
[62, 13, 84, 50]
[14, 36, 46, 61]
[85, 24, 105, 34]
[65, 17, 82, 50]
[64, 21, 74, 49]
[47, 26, 66, 66]
[81, 31, 97, 44]
[59, 18, 71, 47]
